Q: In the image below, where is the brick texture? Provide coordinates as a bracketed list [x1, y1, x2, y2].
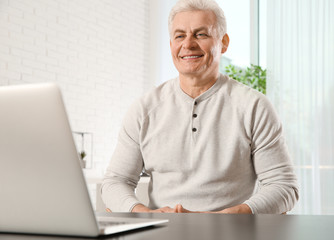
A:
[0, 0, 152, 177]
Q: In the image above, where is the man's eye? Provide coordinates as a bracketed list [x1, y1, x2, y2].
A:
[197, 33, 208, 38]
[175, 35, 184, 39]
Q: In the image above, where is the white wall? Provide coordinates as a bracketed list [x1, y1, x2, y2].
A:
[157, 0, 179, 85]
[0, 0, 153, 176]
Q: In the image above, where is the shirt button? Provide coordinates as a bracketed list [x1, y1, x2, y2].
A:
[194, 101, 197, 105]
[193, 114, 197, 118]
[192, 128, 197, 132]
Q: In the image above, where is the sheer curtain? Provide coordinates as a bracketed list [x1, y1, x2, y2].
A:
[266, 0, 334, 214]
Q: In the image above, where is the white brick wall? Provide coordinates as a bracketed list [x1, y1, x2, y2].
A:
[0, 0, 153, 176]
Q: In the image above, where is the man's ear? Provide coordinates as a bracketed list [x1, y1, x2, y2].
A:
[221, 33, 230, 54]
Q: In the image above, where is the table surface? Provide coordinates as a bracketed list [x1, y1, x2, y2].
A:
[1, 212, 334, 240]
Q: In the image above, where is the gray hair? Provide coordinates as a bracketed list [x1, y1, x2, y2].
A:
[168, 0, 227, 38]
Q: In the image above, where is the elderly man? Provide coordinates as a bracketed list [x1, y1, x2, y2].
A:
[101, 0, 298, 214]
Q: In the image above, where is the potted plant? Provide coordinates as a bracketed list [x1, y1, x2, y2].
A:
[79, 151, 87, 168]
[224, 64, 266, 94]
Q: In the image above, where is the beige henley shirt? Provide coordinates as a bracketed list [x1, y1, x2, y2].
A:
[101, 74, 299, 214]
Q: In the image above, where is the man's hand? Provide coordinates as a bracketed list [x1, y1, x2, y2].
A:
[219, 204, 252, 214]
[131, 204, 177, 213]
[132, 203, 252, 214]
[174, 204, 210, 213]
[132, 204, 193, 213]
[175, 203, 252, 214]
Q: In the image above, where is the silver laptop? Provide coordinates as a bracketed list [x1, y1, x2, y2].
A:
[0, 83, 168, 237]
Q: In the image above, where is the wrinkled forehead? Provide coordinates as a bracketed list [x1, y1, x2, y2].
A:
[171, 10, 218, 34]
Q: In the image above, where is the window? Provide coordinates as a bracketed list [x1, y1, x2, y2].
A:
[263, 0, 334, 214]
[217, 0, 251, 69]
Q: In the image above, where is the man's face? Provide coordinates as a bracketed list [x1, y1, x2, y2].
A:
[170, 10, 226, 79]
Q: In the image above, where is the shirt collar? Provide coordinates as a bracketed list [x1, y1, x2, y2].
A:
[173, 74, 227, 104]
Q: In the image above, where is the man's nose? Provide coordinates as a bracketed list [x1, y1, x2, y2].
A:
[182, 36, 198, 49]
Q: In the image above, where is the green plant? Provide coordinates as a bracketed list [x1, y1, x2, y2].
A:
[79, 151, 86, 160]
[225, 64, 266, 94]
[79, 151, 87, 168]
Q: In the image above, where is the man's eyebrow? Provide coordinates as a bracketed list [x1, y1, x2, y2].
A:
[193, 27, 209, 32]
[173, 27, 210, 35]
[173, 29, 186, 35]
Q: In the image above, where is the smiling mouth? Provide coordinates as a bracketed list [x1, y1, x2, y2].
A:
[181, 55, 204, 59]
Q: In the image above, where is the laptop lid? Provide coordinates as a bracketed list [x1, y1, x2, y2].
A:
[0, 83, 100, 236]
[0, 83, 167, 237]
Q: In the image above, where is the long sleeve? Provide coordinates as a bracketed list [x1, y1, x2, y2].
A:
[101, 75, 299, 213]
[243, 96, 299, 214]
[101, 103, 144, 212]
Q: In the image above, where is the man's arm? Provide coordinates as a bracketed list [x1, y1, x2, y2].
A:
[101, 140, 143, 212]
[242, 96, 299, 214]
[101, 102, 144, 212]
